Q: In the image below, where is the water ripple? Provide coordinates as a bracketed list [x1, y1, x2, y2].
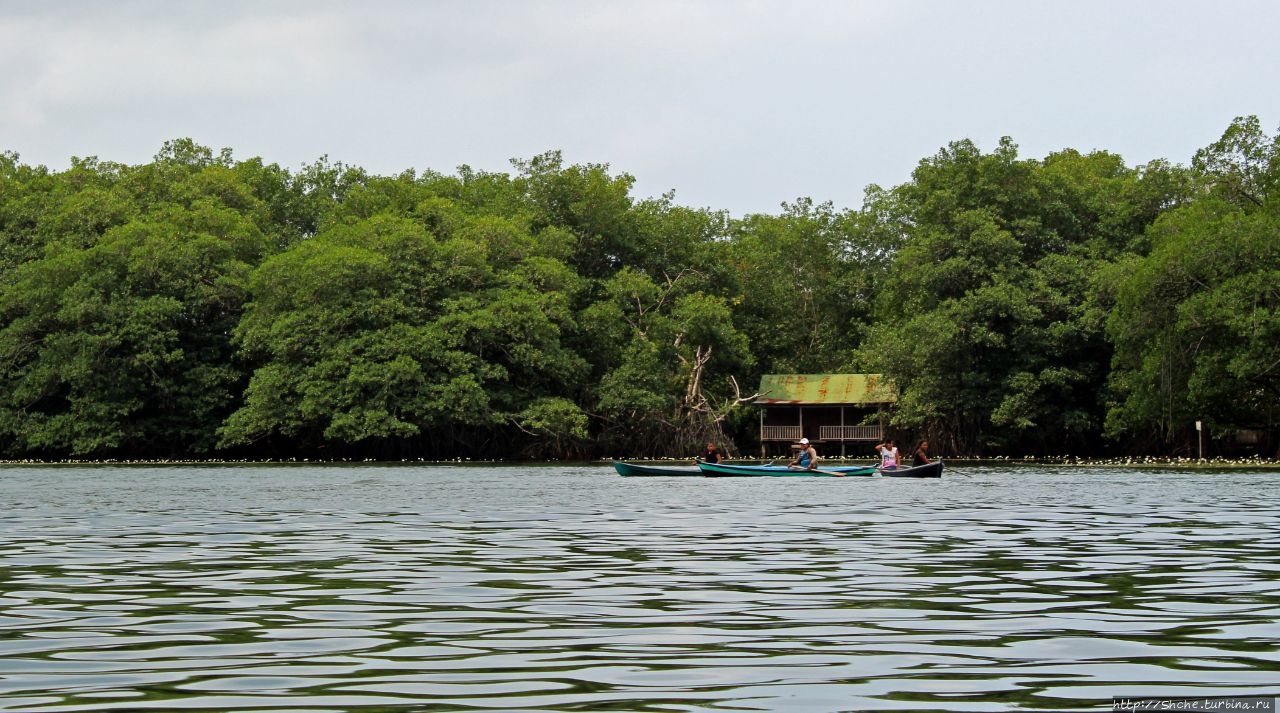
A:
[1, 465, 1278, 711]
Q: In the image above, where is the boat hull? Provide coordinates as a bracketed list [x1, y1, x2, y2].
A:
[698, 462, 879, 477]
[881, 461, 944, 478]
[612, 461, 702, 477]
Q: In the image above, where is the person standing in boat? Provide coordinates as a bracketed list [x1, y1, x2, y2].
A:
[788, 438, 820, 470]
[912, 439, 932, 466]
[874, 439, 899, 470]
[695, 441, 723, 464]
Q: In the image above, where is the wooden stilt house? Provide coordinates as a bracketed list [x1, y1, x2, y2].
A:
[754, 374, 896, 458]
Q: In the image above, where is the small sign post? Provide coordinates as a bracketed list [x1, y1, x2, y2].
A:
[1196, 420, 1203, 461]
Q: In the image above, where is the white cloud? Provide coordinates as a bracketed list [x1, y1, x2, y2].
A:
[3, 8, 355, 113]
[1, 0, 1277, 215]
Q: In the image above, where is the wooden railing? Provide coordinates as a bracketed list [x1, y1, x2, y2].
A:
[760, 425, 803, 441]
[819, 425, 883, 442]
[761, 425, 883, 441]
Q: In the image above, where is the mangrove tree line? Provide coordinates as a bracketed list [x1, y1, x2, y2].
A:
[1, 116, 1276, 460]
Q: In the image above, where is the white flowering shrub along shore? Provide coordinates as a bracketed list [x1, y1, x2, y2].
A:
[602, 456, 1279, 469]
[1027, 455, 1278, 467]
[0, 453, 1275, 468]
[0, 457, 516, 465]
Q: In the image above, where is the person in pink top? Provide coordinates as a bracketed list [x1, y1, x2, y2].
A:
[874, 439, 899, 469]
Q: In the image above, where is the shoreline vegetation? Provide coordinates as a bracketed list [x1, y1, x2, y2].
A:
[0, 457, 1276, 469]
[1, 117, 1278, 463]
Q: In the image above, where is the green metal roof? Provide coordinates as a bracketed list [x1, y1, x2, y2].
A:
[755, 374, 896, 406]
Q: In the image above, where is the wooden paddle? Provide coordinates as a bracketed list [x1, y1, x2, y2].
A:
[836, 467, 884, 477]
[789, 465, 856, 477]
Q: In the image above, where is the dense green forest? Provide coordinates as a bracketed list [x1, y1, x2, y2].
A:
[1, 117, 1277, 461]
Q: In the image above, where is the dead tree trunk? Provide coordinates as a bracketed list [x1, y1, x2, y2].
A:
[670, 342, 758, 458]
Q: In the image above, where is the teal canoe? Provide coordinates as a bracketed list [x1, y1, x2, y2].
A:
[697, 462, 880, 477]
[613, 461, 703, 477]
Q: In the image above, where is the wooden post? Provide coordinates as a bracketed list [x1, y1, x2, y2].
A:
[840, 406, 846, 458]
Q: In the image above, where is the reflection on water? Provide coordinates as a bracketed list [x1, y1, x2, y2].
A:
[1, 465, 1278, 711]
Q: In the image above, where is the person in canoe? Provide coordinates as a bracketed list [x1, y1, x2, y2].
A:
[912, 439, 932, 466]
[874, 439, 899, 470]
[788, 437, 820, 470]
[695, 441, 723, 464]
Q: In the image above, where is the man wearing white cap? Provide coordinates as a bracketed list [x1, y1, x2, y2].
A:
[788, 437, 820, 470]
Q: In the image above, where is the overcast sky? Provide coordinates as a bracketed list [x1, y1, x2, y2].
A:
[3, 0, 1277, 216]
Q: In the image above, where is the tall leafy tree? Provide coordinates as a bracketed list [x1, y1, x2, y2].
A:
[583, 267, 752, 455]
[730, 198, 880, 376]
[221, 208, 589, 458]
[858, 138, 1183, 455]
[512, 150, 642, 280]
[0, 200, 268, 456]
[1104, 117, 1280, 454]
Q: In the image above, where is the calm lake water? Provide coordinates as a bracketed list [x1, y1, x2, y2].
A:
[1, 463, 1278, 712]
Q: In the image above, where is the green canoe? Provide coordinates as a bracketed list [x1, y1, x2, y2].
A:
[613, 460, 703, 477]
[697, 462, 880, 477]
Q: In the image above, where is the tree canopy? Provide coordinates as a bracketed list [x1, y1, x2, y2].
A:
[1, 119, 1276, 460]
